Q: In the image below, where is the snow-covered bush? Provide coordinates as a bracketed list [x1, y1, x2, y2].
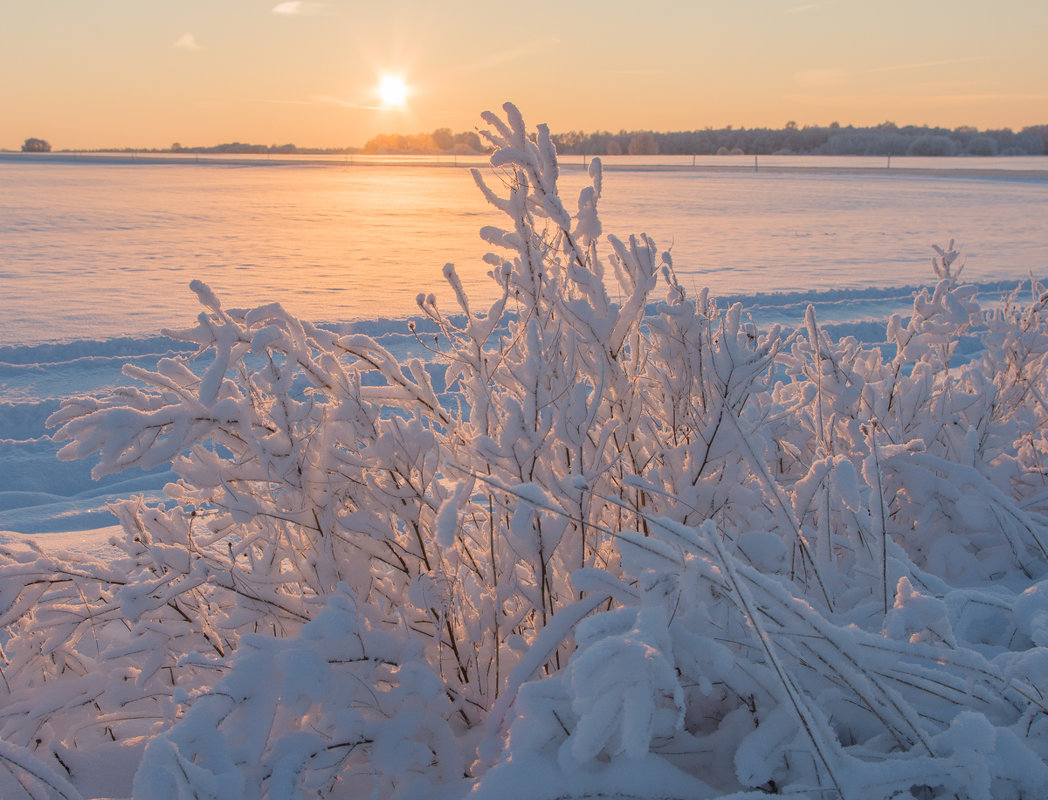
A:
[1, 103, 1047, 798]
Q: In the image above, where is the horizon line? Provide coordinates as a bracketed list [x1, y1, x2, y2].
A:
[8, 118, 1048, 155]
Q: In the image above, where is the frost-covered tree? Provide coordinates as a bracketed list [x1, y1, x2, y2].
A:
[1, 103, 1047, 799]
[21, 137, 51, 153]
[906, 134, 958, 157]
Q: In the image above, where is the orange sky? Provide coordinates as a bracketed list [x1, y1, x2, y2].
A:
[2, 0, 1046, 150]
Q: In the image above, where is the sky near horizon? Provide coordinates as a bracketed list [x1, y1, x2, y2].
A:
[2, 0, 1046, 150]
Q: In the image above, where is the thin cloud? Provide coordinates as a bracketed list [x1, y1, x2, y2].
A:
[866, 56, 988, 74]
[926, 92, 1048, 103]
[783, 90, 1048, 111]
[470, 36, 561, 71]
[787, 1, 832, 12]
[899, 79, 995, 92]
[368, 35, 560, 91]
[310, 95, 385, 111]
[794, 68, 848, 88]
[247, 96, 387, 111]
[608, 68, 668, 77]
[173, 33, 201, 51]
[272, 2, 329, 15]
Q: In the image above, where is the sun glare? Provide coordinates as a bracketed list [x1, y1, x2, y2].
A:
[377, 75, 409, 109]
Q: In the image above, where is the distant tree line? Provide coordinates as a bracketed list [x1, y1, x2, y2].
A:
[17, 122, 1048, 158]
[167, 142, 354, 155]
[362, 128, 485, 154]
[36, 142, 362, 155]
[41, 130, 489, 156]
[550, 122, 1048, 157]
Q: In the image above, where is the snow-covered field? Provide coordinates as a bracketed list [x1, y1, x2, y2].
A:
[3, 152, 1047, 346]
[2, 109, 1048, 799]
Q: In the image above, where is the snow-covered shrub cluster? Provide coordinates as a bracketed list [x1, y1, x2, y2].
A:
[2, 104, 1048, 799]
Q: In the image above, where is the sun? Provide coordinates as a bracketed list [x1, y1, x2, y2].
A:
[377, 75, 410, 109]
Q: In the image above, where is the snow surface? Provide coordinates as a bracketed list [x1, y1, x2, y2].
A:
[3, 156, 1047, 345]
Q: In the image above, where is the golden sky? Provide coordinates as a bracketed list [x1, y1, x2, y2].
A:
[2, 0, 1046, 150]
